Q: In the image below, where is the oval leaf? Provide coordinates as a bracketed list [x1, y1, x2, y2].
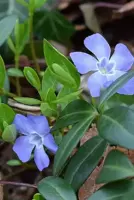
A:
[65, 136, 107, 191]
[97, 150, 134, 184]
[0, 56, 6, 88]
[2, 124, 17, 142]
[14, 97, 41, 105]
[53, 99, 97, 130]
[38, 176, 77, 200]
[7, 68, 24, 77]
[88, 180, 134, 200]
[24, 67, 41, 90]
[97, 106, 134, 149]
[53, 115, 96, 176]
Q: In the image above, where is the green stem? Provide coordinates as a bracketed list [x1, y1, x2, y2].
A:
[3, 90, 17, 98]
[15, 53, 21, 96]
[29, 11, 40, 74]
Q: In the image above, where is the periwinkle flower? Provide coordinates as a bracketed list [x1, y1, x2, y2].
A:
[13, 114, 58, 171]
[70, 33, 134, 97]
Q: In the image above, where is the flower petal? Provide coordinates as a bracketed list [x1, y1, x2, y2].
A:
[43, 134, 58, 153]
[34, 146, 50, 171]
[13, 136, 34, 162]
[106, 70, 126, 82]
[118, 77, 134, 95]
[70, 52, 97, 74]
[84, 33, 111, 60]
[110, 43, 134, 71]
[27, 115, 50, 135]
[13, 114, 34, 135]
[88, 71, 107, 97]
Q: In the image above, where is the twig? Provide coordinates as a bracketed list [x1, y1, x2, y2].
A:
[94, 2, 122, 9]
[0, 180, 37, 189]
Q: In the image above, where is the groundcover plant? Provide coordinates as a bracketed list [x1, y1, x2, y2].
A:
[1, 0, 134, 200]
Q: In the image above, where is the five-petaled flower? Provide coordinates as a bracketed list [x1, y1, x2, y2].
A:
[13, 114, 58, 171]
[70, 33, 134, 97]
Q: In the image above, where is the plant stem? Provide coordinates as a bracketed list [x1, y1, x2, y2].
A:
[29, 12, 40, 74]
[0, 180, 37, 188]
[15, 53, 21, 96]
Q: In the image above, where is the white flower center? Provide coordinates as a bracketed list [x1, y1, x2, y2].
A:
[97, 57, 116, 75]
[29, 133, 43, 148]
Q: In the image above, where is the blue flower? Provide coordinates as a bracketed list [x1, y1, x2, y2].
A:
[13, 114, 58, 171]
[70, 33, 134, 97]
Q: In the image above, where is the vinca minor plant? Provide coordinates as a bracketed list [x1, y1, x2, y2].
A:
[0, 1, 134, 200]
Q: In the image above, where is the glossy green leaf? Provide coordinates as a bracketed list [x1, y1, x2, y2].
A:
[53, 99, 97, 130]
[97, 106, 134, 149]
[7, 68, 24, 77]
[99, 70, 134, 109]
[51, 63, 76, 87]
[34, 10, 75, 43]
[7, 159, 22, 166]
[53, 115, 96, 176]
[2, 124, 17, 142]
[33, 193, 45, 200]
[43, 39, 80, 88]
[56, 87, 79, 110]
[38, 176, 77, 200]
[97, 150, 134, 184]
[16, 0, 29, 8]
[88, 180, 134, 200]
[0, 56, 6, 88]
[7, 37, 16, 53]
[14, 97, 41, 105]
[14, 19, 29, 53]
[24, 67, 41, 90]
[46, 88, 56, 103]
[54, 90, 81, 104]
[41, 68, 57, 101]
[0, 15, 17, 46]
[65, 136, 107, 191]
[34, 0, 46, 9]
[41, 102, 57, 117]
[0, 103, 15, 130]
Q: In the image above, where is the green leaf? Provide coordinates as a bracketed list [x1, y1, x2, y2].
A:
[97, 106, 134, 149]
[52, 63, 76, 87]
[38, 176, 77, 200]
[7, 68, 24, 77]
[2, 124, 17, 142]
[41, 68, 57, 101]
[14, 19, 29, 53]
[56, 87, 80, 110]
[33, 193, 45, 200]
[53, 99, 97, 130]
[24, 67, 41, 91]
[0, 56, 6, 88]
[0, 103, 15, 130]
[43, 39, 80, 88]
[7, 159, 22, 166]
[41, 102, 57, 117]
[54, 89, 81, 104]
[34, 0, 46, 9]
[65, 136, 107, 191]
[7, 37, 16, 53]
[97, 150, 134, 184]
[0, 15, 17, 46]
[34, 10, 75, 43]
[46, 88, 56, 103]
[16, 0, 29, 8]
[99, 70, 134, 109]
[53, 115, 96, 176]
[88, 180, 134, 200]
[14, 97, 41, 105]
